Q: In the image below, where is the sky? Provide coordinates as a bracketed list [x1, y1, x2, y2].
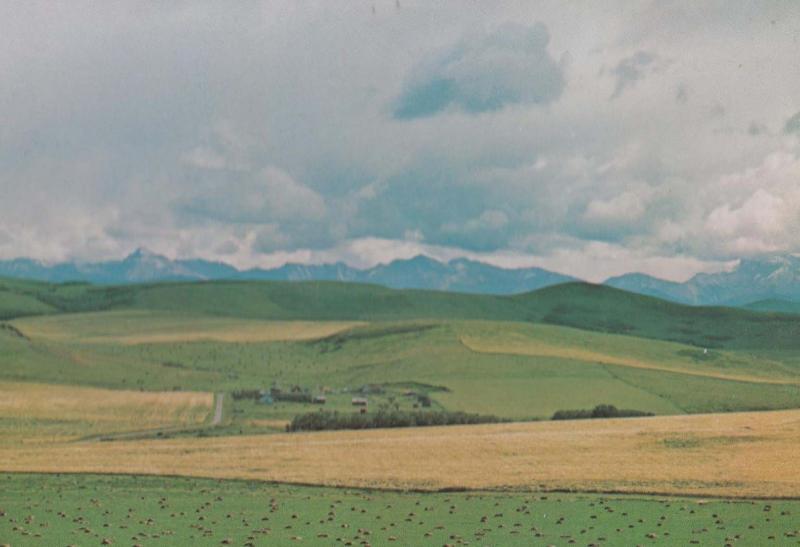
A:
[1, 1, 799, 282]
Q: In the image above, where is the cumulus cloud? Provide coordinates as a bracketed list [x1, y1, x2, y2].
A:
[705, 189, 785, 240]
[695, 150, 800, 257]
[178, 166, 326, 225]
[393, 22, 565, 119]
[583, 192, 648, 225]
[1, 3, 800, 282]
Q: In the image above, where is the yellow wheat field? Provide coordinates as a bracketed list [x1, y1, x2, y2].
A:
[13, 310, 363, 344]
[0, 381, 212, 444]
[2, 408, 799, 498]
[462, 335, 800, 386]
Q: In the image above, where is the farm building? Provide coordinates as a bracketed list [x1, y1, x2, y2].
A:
[312, 395, 327, 404]
[258, 393, 274, 405]
[351, 397, 368, 406]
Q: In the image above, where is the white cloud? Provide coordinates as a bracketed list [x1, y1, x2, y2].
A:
[0, 2, 799, 281]
[182, 147, 227, 170]
[696, 149, 800, 256]
[583, 191, 648, 224]
[259, 166, 327, 222]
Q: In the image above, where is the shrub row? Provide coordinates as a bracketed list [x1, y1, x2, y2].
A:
[273, 391, 313, 403]
[287, 409, 505, 432]
[231, 389, 262, 401]
[551, 404, 654, 421]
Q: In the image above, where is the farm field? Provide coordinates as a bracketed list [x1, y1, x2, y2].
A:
[4, 474, 799, 547]
[12, 310, 363, 344]
[7, 310, 800, 423]
[0, 381, 213, 446]
[3, 278, 800, 545]
[2, 409, 800, 499]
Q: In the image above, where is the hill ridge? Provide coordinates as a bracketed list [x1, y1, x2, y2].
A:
[3, 277, 800, 351]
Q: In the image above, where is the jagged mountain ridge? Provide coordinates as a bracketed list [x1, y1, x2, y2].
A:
[6, 249, 800, 304]
[0, 248, 575, 295]
[605, 255, 800, 306]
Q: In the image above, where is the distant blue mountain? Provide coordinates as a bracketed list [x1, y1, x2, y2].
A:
[0, 248, 576, 295]
[605, 255, 800, 306]
[8, 248, 800, 304]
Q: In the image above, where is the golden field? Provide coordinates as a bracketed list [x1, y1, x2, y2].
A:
[461, 333, 800, 386]
[13, 310, 363, 344]
[1, 408, 798, 498]
[0, 381, 212, 445]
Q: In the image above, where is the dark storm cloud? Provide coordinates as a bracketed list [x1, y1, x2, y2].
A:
[393, 22, 565, 119]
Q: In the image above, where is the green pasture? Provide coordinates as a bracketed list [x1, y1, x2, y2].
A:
[4, 276, 800, 350]
[1, 473, 799, 546]
[5, 311, 800, 428]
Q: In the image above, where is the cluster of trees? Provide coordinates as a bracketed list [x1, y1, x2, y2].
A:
[273, 391, 313, 403]
[231, 389, 262, 401]
[286, 409, 505, 432]
[551, 404, 653, 421]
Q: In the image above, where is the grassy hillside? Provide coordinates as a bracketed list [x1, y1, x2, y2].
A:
[3, 277, 800, 350]
[4, 276, 800, 426]
[7, 313, 800, 421]
[0, 278, 57, 319]
[744, 298, 800, 314]
[518, 283, 800, 350]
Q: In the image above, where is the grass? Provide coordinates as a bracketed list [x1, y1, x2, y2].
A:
[0, 381, 212, 445]
[0, 288, 56, 320]
[3, 409, 800, 499]
[2, 277, 800, 538]
[5, 276, 800, 350]
[7, 314, 800, 424]
[744, 298, 800, 314]
[4, 474, 800, 546]
[460, 321, 800, 384]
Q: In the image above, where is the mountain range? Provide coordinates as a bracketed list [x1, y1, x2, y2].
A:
[0, 248, 576, 295]
[3, 249, 800, 307]
[606, 255, 800, 306]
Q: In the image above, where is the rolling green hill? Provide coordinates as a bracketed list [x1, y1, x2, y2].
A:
[4, 275, 800, 423]
[3, 277, 800, 350]
[743, 298, 800, 314]
[6, 310, 800, 421]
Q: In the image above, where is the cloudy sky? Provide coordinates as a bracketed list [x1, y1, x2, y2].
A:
[1, 1, 799, 281]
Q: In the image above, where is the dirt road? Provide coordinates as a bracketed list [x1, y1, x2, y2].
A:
[211, 392, 224, 425]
